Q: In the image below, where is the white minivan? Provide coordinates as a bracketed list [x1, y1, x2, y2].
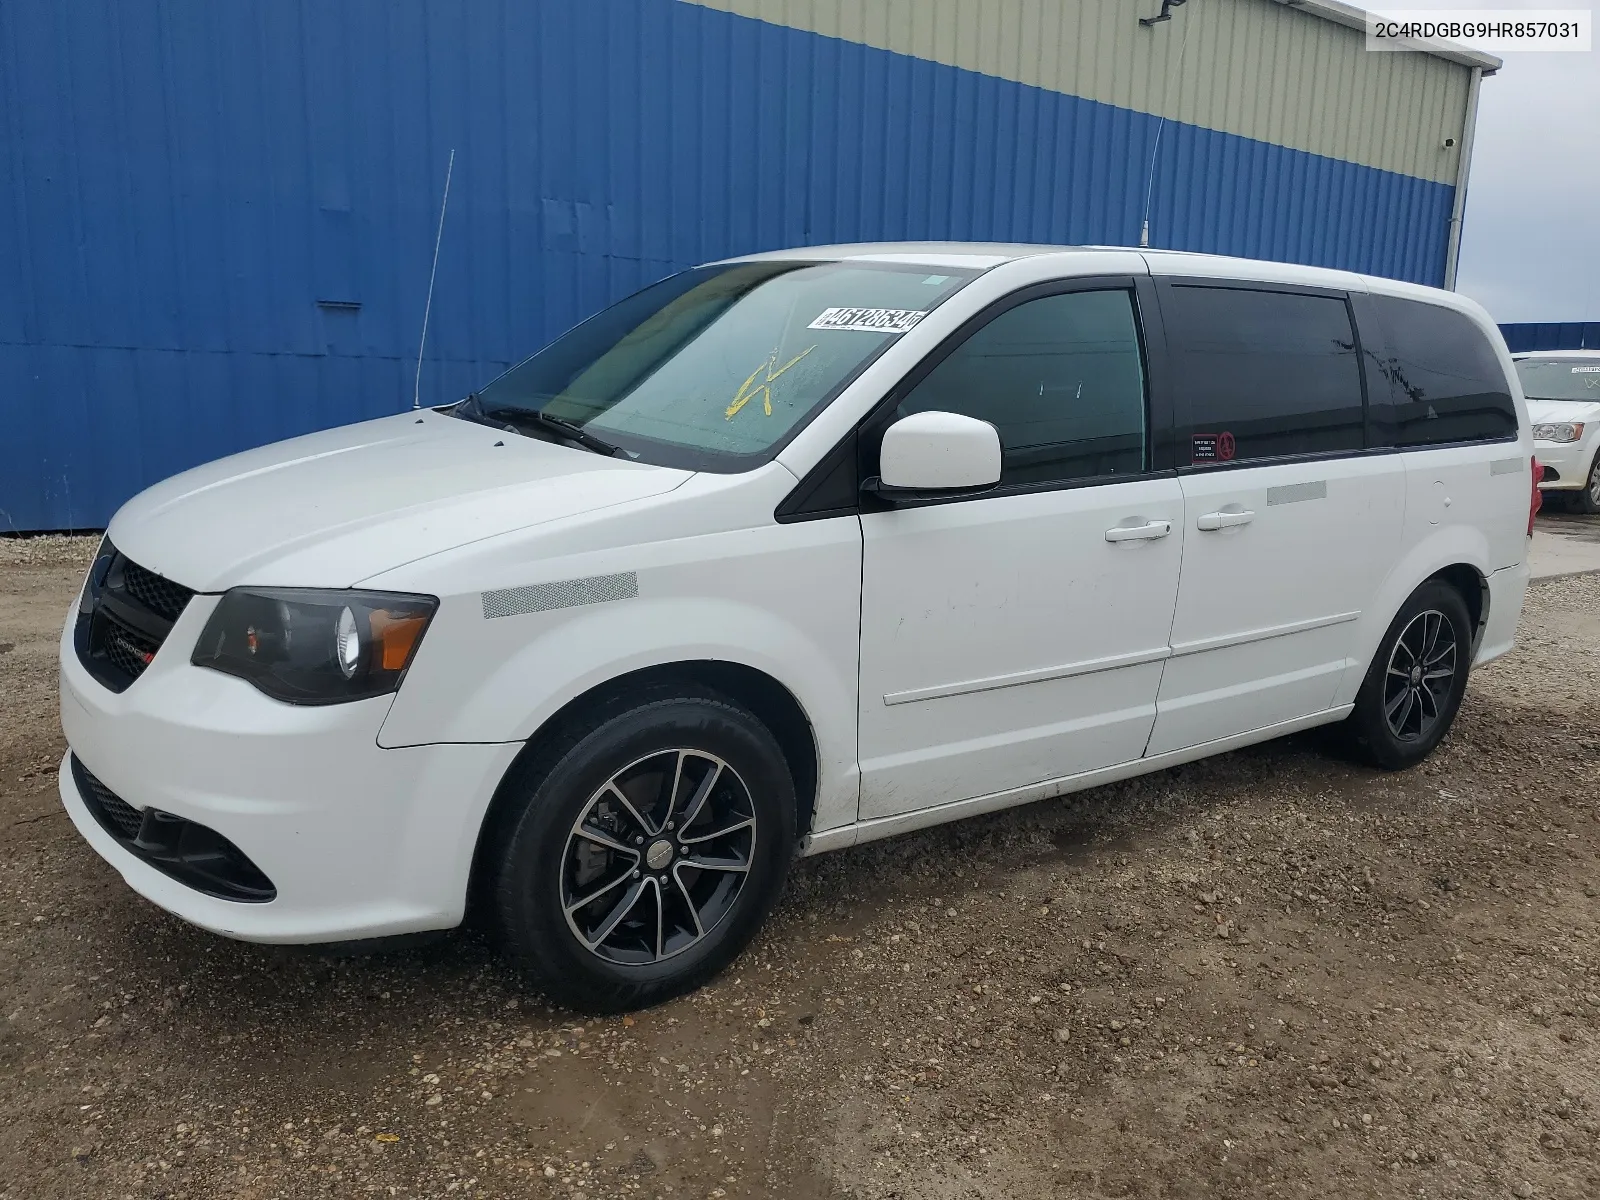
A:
[59, 244, 1537, 1011]
[1513, 350, 1600, 512]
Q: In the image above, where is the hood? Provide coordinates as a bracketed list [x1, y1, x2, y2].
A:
[1527, 397, 1600, 426]
[107, 412, 691, 590]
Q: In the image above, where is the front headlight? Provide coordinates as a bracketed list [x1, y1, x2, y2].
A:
[191, 588, 438, 704]
[78, 535, 114, 618]
[1532, 421, 1584, 444]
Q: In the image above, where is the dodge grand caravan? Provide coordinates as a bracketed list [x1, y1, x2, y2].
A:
[60, 245, 1536, 1011]
[1513, 350, 1600, 512]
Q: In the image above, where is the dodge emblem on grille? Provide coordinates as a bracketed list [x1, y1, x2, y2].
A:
[116, 635, 154, 665]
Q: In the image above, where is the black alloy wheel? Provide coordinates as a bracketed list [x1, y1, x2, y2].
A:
[560, 749, 757, 965]
[490, 684, 795, 1012]
[1344, 579, 1473, 770]
[1380, 608, 1459, 744]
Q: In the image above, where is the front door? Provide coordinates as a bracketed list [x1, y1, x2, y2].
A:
[856, 284, 1183, 820]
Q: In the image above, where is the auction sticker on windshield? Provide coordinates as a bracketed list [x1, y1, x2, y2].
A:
[808, 307, 927, 334]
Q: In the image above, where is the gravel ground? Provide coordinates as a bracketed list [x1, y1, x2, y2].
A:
[1, 532, 1597, 1200]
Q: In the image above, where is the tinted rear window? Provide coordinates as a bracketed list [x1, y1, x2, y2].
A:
[1163, 285, 1364, 464]
[1366, 296, 1517, 446]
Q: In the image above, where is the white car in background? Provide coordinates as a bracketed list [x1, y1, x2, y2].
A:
[1514, 351, 1600, 513]
[59, 244, 1536, 1012]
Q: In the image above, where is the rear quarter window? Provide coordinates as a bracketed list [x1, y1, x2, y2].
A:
[1365, 295, 1517, 447]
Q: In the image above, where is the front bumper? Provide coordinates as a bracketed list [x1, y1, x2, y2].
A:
[1534, 437, 1596, 490]
[58, 599, 520, 944]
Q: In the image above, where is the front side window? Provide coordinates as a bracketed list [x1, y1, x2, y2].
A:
[1515, 357, 1600, 402]
[467, 261, 976, 470]
[1367, 295, 1518, 446]
[1163, 284, 1364, 464]
[894, 289, 1148, 486]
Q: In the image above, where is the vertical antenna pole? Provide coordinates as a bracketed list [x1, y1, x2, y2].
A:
[1137, 4, 1192, 252]
[414, 148, 456, 410]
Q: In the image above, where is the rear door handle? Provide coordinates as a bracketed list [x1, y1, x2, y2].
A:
[1197, 509, 1255, 531]
[1104, 520, 1172, 543]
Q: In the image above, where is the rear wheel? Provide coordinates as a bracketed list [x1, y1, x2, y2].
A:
[1344, 580, 1473, 770]
[491, 686, 796, 1012]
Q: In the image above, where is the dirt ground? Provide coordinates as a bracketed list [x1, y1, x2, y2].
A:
[1, 531, 1597, 1200]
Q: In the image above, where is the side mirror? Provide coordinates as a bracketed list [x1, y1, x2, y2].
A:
[875, 411, 1002, 494]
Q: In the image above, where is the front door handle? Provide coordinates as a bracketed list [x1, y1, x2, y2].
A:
[1197, 509, 1255, 531]
[1104, 520, 1173, 543]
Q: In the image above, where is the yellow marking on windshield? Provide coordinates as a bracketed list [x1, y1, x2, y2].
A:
[725, 345, 815, 419]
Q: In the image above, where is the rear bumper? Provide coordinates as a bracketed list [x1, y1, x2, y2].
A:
[58, 603, 521, 944]
[1474, 559, 1530, 667]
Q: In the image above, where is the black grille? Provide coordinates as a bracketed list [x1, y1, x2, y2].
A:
[75, 764, 145, 840]
[101, 611, 160, 680]
[69, 756, 276, 904]
[74, 542, 196, 693]
[121, 560, 195, 623]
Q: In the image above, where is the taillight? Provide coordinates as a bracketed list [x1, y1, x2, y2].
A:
[1529, 456, 1544, 535]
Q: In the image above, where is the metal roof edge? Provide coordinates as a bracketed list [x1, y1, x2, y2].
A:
[1273, 0, 1504, 74]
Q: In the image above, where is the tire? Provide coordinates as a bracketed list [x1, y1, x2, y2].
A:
[1573, 451, 1600, 515]
[1344, 579, 1474, 770]
[491, 684, 796, 1012]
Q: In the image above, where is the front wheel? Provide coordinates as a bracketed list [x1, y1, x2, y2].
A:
[1344, 580, 1474, 770]
[1573, 451, 1600, 515]
[491, 686, 796, 1012]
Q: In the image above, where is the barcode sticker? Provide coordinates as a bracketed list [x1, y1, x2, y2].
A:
[808, 307, 927, 334]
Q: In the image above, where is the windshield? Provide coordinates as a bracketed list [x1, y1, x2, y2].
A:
[466, 261, 976, 468]
[1515, 357, 1600, 402]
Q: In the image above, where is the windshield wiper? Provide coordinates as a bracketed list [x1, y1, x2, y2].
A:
[452, 394, 620, 457]
[450, 393, 500, 427]
[516, 409, 621, 456]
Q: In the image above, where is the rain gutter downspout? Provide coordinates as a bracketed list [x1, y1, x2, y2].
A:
[1444, 64, 1487, 290]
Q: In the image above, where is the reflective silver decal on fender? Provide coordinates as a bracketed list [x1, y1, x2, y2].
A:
[482, 572, 639, 619]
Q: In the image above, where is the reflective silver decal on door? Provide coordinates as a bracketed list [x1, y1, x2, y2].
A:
[1265, 480, 1327, 506]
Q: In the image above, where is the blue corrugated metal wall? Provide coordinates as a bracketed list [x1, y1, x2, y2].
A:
[2, 0, 1456, 531]
[1499, 323, 1600, 353]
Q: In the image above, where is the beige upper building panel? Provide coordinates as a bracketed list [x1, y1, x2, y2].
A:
[680, 0, 1478, 185]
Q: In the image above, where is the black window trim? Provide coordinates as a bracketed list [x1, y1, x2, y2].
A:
[1151, 276, 1373, 475]
[776, 274, 1174, 521]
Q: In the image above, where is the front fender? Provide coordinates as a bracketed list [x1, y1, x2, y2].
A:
[376, 523, 864, 834]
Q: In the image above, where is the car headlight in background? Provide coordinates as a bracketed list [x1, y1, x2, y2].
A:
[1531, 422, 1584, 444]
[192, 589, 438, 704]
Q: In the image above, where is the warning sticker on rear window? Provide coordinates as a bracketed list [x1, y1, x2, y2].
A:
[808, 307, 927, 334]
